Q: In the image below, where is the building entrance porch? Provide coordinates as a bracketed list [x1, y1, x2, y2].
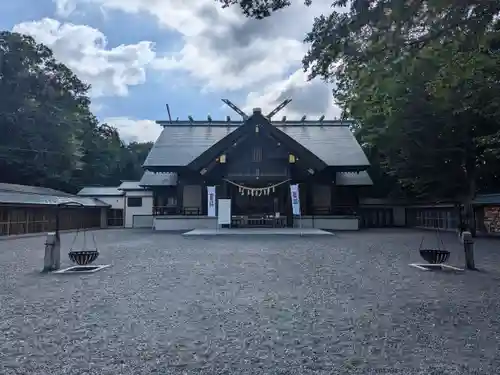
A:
[150, 179, 362, 231]
[224, 180, 291, 228]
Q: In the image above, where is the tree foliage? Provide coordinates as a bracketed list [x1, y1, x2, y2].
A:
[221, 0, 500, 203]
[0, 32, 151, 193]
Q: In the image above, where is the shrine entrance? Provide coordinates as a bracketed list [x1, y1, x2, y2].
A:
[224, 179, 291, 228]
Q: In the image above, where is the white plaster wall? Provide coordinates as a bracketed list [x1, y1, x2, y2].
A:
[314, 217, 359, 230]
[295, 216, 359, 230]
[133, 215, 154, 228]
[93, 196, 124, 210]
[126, 190, 153, 198]
[154, 216, 217, 231]
[124, 190, 153, 228]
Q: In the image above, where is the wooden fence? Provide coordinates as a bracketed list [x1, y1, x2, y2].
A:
[0, 205, 102, 236]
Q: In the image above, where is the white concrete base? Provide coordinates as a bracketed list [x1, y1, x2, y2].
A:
[294, 216, 359, 230]
[53, 264, 111, 274]
[409, 263, 464, 271]
[154, 216, 217, 231]
[183, 228, 333, 236]
[153, 215, 359, 232]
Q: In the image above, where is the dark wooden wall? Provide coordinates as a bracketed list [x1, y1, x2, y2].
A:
[226, 133, 290, 181]
[0, 205, 102, 236]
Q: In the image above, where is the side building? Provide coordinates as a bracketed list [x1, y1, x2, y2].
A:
[0, 183, 109, 236]
[77, 182, 154, 228]
[77, 186, 125, 227]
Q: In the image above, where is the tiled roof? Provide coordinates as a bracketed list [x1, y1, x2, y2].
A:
[279, 125, 369, 167]
[0, 183, 109, 207]
[472, 194, 500, 205]
[144, 125, 238, 168]
[143, 120, 369, 168]
[336, 171, 373, 186]
[118, 181, 145, 191]
[78, 187, 124, 196]
[139, 171, 177, 186]
[0, 183, 74, 197]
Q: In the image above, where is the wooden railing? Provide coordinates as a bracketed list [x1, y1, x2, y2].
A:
[152, 206, 359, 217]
[231, 215, 287, 228]
[153, 206, 201, 216]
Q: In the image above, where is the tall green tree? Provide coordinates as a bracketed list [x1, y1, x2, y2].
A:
[0, 32, 88, 190]
[0, 31, 152, 192]
[220, 0, 500, 232]
[219, 0, 500, 71]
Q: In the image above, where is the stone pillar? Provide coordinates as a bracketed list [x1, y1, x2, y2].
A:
[43, 232, 60, 272]
[100, 208, 108, 229]
[462, 231, 476, 270]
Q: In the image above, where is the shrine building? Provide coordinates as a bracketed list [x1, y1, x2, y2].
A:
[137, 99, 373, 231]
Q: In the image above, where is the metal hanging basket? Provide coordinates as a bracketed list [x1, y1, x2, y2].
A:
[68, 250, 99, 265]
[67, 225, 100, 266]
[54, 202, 101, 267]
[418, 219, 450, 265]
[419, 249, 450, 264]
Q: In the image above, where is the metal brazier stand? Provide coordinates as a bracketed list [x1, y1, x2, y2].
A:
[409, 227, 463, 271]
[419, 249, 450, 265]
[68, 250, 99, 265]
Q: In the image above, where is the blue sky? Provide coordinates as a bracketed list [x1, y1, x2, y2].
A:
[1, 0, 339, 143]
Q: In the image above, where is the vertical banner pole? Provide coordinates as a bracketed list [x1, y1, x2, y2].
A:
[290, 183, 301, 235]
[207, 186, 217, 232]
[299, 183, 303, 236]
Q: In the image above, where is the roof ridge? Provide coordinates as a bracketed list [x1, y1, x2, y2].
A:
[0, 188, 68, 197]
[155, 122, 352, 127]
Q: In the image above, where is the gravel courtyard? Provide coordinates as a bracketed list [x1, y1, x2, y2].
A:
[1, 228, 499, 374]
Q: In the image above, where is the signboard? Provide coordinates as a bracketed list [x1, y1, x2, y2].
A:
[217, 199, 231, 225]
[207, 186, 216, 217]
[484, 206, 500, 233]
[290, 184, 301, 216]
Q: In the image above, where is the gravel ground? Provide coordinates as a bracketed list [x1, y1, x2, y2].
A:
[1, 228, 500, 375]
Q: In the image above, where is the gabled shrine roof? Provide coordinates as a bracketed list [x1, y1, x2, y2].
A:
[143, 119, 369, 169]
[144, 125, 238, 169]
[139, 171, 177, 186]
[337, 171, 373, 186]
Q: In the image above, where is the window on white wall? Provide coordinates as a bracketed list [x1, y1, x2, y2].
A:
[127, 197, 142, 207]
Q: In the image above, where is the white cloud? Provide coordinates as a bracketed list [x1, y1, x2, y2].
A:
[103, 117, 161, 143]
[52, 0, 340, 116]
[13, 18, 156, 97]
[152, 37, 307, 92]
[243, 69, 341, 119]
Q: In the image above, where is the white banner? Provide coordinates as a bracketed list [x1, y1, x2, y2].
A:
[290, 184, 301, 216]
[217, 199, 231, 225]
[207, 186, 216, 217]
